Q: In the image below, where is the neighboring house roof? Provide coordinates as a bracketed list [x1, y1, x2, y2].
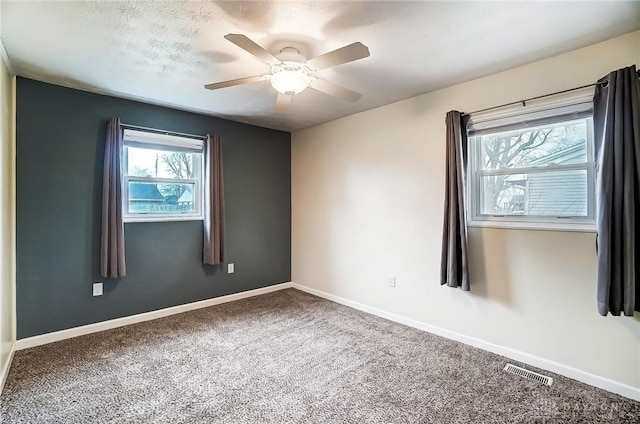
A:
[529, 143, 586, 166]
[164, 195, 179, 204]
[129, 183, 164, 201]
[177, 186, 193, 203]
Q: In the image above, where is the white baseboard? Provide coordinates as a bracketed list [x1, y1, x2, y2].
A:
[15, 282, 293, 351]
[291, 282, 640, 402]
[0, 342, 16, 395]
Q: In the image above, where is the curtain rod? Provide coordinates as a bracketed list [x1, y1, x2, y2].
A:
[462, 69, 640, 117]
[119, 123, 206, 140]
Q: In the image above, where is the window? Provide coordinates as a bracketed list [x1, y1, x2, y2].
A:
[123, 129, 204, 222]
[467, 91, 595, 231]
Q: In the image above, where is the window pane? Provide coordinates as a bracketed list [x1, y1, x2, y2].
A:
[480, 170, 588, 217]
[128, 181, 195, 214]
[127, 147, 196, 179]
[479, 119, 589, 170]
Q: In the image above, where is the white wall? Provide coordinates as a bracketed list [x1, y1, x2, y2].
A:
[292, 31, 640, 396]
[0, 35, 16, 389]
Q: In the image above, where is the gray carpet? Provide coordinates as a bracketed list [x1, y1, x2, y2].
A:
[1, 288, 638, 423]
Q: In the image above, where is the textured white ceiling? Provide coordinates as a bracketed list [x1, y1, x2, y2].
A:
[1, 1, 639, 132]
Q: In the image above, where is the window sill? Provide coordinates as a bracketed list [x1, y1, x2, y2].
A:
[124, 215, 204, 224]
[468, 219, 596, 233]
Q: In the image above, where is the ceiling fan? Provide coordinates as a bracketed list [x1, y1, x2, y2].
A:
[204, 34, 370, 112]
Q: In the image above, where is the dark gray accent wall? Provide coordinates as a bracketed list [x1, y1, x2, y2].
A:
[16, 78, 291, 338]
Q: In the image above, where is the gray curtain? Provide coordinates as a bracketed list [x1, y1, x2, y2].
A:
[203, 134, 226, 265]
[101, 117, 126, 278]
[441, 111, 470, 291]
[594, 65, 640, 316]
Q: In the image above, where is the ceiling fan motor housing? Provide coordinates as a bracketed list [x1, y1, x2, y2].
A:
[269, 47, 314, 95]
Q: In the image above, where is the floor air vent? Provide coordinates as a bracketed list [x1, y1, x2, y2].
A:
[504, 364, 553, 385]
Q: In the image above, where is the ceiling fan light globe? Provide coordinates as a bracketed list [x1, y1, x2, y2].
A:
[270, 70, 311, 95]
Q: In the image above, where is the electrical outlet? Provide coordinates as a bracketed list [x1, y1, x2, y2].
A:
[92, 282, 103, 296]
[228, 263, 234, 274]
[388, 275, 396, 287]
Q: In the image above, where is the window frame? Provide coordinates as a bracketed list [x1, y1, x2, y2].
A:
[466, 92, 597, 232]
[122, 129, 205, 223]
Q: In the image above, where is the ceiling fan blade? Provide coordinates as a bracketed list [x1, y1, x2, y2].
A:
[204, 75, 266, 90]
[306, 42, 370, 71]
[309, 78, 362, 102]
[224, 34, 280, 65]
[275, 93, 292, 113]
